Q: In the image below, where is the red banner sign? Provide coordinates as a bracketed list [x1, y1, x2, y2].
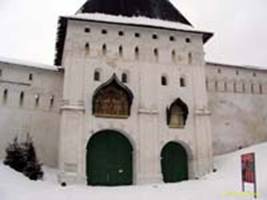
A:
[241, 153, 255, 183]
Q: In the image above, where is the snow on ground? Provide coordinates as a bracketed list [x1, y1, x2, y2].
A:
[0, 142, 267, 200]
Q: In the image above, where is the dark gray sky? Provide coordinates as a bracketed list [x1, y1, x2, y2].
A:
[0, 0, 266, 67]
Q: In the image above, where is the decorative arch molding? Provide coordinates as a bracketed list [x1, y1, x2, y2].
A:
[92, 74, 134, 118]
[166, 98, 189, 128]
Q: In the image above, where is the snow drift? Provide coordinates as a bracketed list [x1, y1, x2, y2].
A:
[0, 142, 267, 200]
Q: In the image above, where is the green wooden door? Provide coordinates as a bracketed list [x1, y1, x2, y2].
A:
[161, 142, 188, 183]
[86, 130, 133, 186]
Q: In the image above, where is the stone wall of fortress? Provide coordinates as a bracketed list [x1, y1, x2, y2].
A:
[1, 59, 267, 166]
[206, 62, 267, 155]
[0, 60, 63, 167]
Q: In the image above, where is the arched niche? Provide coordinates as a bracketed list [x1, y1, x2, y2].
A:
[92, 74, 134, 118]
[166, 98, 189, 128]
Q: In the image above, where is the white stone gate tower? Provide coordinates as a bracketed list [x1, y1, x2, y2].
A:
[55, 0, 214, 185]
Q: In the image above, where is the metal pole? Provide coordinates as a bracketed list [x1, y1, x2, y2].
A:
[241, 158, 245, 192]
[253, 154, 257, 199]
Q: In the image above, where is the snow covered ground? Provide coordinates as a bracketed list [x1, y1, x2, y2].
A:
[0, 142, 267, 200]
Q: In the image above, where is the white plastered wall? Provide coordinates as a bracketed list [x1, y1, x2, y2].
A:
[0, 62, 63, 167]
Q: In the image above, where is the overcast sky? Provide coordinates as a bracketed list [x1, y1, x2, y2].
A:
[0, 0, 266, 68]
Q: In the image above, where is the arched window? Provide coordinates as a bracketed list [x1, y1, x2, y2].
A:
[167, 98, 189, 128]
[3, 89, 8, 104]
[94, 70, 100, 81]
[92, 74, 133, 118]
[180, 77, 186, 87]
[122, 73, 128, 83]
[20, 91, 24, 106]
[161, 76, 167, 86]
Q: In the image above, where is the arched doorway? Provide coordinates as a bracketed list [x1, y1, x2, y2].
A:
[161, 142, 188, 183]
[86, 130, 133, 186]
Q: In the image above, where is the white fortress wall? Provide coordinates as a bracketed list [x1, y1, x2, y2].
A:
[206, 62, 267, 155]
[0, 60, 63, 167]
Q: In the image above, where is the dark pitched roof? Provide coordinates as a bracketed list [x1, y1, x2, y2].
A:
[79, 0, 192, 26]
[54, 1, 213, 66]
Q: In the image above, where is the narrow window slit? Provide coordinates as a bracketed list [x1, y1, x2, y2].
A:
[188, 52, 192, 64]
[20, 92, 24, 106]
[122, 73, 128, 83]
[29, 73, 33, 81]
[85, 43, 90, 50]
[94, 70, 100, 81]
[102, 44, 107, 55]
[3, 89, 8, 104]
[180, 78, 186, 87]
[50, 95, 54, 108]
[172, 50, 176, 61]
[154, 48, 159, 61]
[135, 47, 139, 60]
[161, 76, 167, 86]
[35, 94, 40, 107]
[119, 45, 123, 57]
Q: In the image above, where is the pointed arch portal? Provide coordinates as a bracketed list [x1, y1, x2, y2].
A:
[86, 130, 133, 186]
[161, 142, 188, 183]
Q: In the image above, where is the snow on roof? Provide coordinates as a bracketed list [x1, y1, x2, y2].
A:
[66, 13, 212, 36]
[55, 13, 213, 66]
[0, 56, 58, 71]
[207, 61, 267, 71]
